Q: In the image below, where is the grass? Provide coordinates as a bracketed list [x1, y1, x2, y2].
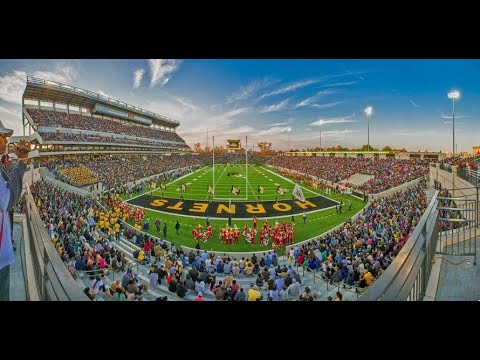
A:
[118, 165, 367, 253]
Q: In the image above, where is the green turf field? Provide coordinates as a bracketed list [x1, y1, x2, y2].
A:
[148, 165, 318, 202]
[119, 165, 367, 253]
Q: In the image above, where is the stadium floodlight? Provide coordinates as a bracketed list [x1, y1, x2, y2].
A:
[448, 91, 460, 100]
[447, 90, 460, 157]
[364, 106, 373, 151]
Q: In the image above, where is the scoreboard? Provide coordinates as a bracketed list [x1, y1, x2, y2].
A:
[226, 139, 241, 150]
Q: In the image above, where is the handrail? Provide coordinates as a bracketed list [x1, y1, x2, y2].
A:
[358, 190, 439, 301]
[25, 185, 88, 301]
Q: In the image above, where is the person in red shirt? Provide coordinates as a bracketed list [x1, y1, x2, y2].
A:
[194, 292, 205, 301]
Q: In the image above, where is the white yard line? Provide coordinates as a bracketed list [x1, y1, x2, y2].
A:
[239, 165, 259, 201]
[127, 166, 209, 202]
[260, 165, 337, 202]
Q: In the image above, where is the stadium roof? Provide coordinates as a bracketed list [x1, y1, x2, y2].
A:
[22, 76, 180, 128]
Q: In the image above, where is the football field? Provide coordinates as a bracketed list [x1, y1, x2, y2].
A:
[149, 165, 318, 202]
[123, 165, 366, 253]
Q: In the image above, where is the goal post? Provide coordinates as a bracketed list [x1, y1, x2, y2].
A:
[212, 135, 249, 201]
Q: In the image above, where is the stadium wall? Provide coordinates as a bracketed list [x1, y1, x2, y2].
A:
[368, 176, 425, 200]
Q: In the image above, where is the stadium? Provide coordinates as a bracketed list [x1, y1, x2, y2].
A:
[1, 61, 479, 302]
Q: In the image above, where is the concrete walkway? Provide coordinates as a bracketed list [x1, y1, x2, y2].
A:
[9, 223, 27, 301]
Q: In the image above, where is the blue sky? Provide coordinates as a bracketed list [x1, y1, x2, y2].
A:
[0, 59, 479, 152]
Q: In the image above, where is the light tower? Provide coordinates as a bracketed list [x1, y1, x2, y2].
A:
[364, 106, 373, 151]
[448, 90, 460, 157]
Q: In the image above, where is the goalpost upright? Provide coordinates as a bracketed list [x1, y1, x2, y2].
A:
[212, 135, 249, 201]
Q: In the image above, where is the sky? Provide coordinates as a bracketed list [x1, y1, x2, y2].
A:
[0, 59, 479, 153]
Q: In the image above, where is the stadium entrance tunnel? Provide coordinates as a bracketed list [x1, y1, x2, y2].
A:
[127, 195, 338, 219]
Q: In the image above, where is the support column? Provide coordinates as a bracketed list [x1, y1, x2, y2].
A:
[436, 162, 440, 188]
[451, 165, 457, 197]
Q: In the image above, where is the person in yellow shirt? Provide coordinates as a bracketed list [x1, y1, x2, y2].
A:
[114, 223, 120, 241]
[363, 270, 374, 286]
[247, 285, 262, 301]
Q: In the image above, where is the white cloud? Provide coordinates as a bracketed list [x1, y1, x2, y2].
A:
[226, 78, 276, 104]
[320, 129, 359, 138]
[168, 94, 197, 112]
[133, 68, 145, 89]
[260, 79, 318, 99]
[440, 112, 470, 120]
[266, 121, 289, 127]
[260, 98, 290, 113]
[256, 126, 292, 136]
[409, 99, 420, 108]
[310, 114, 357, 126]
[322, 81, 357, 87]
[0, 66, 77, 105]
[311, 101, 343, 110]
[149, 59, 181, 87]
[295, 89, 335, 108]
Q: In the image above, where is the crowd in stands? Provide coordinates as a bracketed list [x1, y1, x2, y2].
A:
[39, 132, 190, 149]
[289, 185, 427, 288]
[51, 155, 201, 190]
[267, 156, 429, 194]
[26, 171, 438, 300]
[57, 166, 98, 187]
[28, 108, 188, 147]
[195, 153, 269, 166]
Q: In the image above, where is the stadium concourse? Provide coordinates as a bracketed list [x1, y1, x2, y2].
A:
[7, 76, 473, 302]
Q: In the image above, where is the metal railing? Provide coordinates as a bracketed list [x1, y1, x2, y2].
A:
[457, 168, 480, 187]
[358, 190, 440, 301]
[25, 185, 88, 301]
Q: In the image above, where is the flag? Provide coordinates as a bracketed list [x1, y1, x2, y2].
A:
[292, 183, 305, 202]
[258, 185, 264, 194]
[181, 184, 187, 193]
[160, 183, 166, 190]
[231, 186, 240, 196]
[276, 186, 285, 195]
[208, 185, 215, 195]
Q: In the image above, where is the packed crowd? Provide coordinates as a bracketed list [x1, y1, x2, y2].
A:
[28, 108, 187, 145]
[288, 185, 428, 288]
[39, 132, 190, 149]
[57, 166, 98, 187]
[440, 156, 478, 171]
[195, 153, 269, 166]
[51, 155, 201, 190]
[267, 156, 429, 194]
[27, 172, 435, 300]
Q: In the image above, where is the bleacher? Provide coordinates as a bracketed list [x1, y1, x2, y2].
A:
[27, 108, 189, 149]
[339, 173, 374, 187]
